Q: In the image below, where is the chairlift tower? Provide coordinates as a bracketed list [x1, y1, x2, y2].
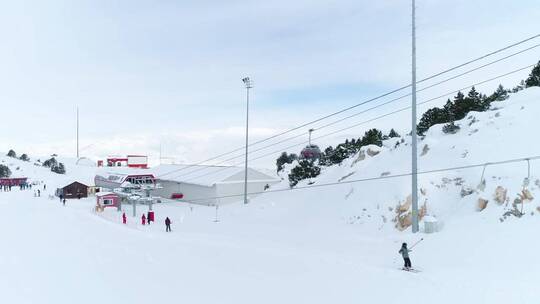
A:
[242, 77, 253, 205]
[411, 0, 419, 233]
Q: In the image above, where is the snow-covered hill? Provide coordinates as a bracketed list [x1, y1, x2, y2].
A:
[0, 87, 539, 304]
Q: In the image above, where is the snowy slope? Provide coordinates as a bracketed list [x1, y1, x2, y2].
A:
[0, 88, 539, 303]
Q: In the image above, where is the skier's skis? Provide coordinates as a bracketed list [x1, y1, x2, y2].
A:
[400, 268, 421, 273]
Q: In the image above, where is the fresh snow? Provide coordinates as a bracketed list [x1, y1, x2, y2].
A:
[1, 88, 540, 303]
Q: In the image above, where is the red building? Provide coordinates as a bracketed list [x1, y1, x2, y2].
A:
[98, 155, 148, 169]
[0, 177, 28, 186]
[96, 192, 121, 209]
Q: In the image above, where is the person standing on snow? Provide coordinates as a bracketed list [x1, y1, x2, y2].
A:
[165, 217, 171, 232]
[141, 214, 146, 225]
[62, 198, 66, 206]
[122, 212, 127, 224]
[399, 243, 412, 270]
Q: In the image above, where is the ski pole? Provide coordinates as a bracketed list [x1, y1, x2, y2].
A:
[409, 238, 424, 250]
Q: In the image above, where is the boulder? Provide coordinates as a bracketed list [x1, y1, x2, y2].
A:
[518, 189, 534, 202]
[477, 198, 488, 211]
[366, 147, 380, 157]
[493, 186, 507, 205]
[420, 144, 429, 156]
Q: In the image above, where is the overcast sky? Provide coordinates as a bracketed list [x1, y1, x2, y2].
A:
[1, 0, 539, 170]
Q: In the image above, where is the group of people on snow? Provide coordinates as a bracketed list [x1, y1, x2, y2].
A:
[122, 212, 173, 232]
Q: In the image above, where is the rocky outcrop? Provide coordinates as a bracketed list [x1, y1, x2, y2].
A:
[493, 186, 507, 205]
[477, 198, 488, 211]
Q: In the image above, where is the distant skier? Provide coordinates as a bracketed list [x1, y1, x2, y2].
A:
[165, 217, 171, 232]
[59, 194, 64, 202]
[147, 211, 151, 225]
[62, 198, 66, 206]
[43, 184, 46, 190]
[399, 243, 412, 270]
[122, 213, 127, 224]
[141, 214, 146, 226]
[37, 189, 41, 197]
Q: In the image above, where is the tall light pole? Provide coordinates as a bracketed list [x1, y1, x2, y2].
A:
[411, 0, 419, 233]
[76, 106, 80, 159]
[242, 77, 253, 205]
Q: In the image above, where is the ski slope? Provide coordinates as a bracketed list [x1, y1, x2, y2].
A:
[1, 88, 540, 303]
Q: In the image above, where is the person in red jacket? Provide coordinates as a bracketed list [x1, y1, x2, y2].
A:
[165, 217, 171, 232]
[141, 214, 146, 225]
[122, 212, 127, 224]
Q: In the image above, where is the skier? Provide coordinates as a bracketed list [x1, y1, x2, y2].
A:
[122, 212, 127, 224]
[59, 194, 64, 202]
[165, 217, 171, 232]
[399, 243, 412, 270]
[62, 198, 66, 206]
[141, 214, 146, 226]
[43, 184, 46, 190]
[37, 189, 41, 197]
[147, 211, 151, 225]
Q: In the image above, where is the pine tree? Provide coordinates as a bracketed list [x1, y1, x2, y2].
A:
[0, 164, 11, 178]
[19, 154, 29, 161]
[319, 146, 334, 166]
[7, 150, 16, 158]
[388, 129, 400, 138]
[525, 61, 540, 87]
[288, 160, 321, 187]
[42, 157, 58, 168]
[360, 129, 383, 147]
[276, 152, 297, 172]
[51, 163, 66, 174]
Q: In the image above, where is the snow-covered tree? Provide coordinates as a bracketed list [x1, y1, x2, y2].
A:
[19, 154, 30, 161]
[388, 129, 400, 138]
[42, 157, 58, 168]
[51, 163, 66, 174]
[7, 150, 16, 158]
[0, 164, 11, 178]
[525, 61, 540, 88]
[288, 160, 321, 187]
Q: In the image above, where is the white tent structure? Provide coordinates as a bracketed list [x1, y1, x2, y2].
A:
[151, 165, 280, 205]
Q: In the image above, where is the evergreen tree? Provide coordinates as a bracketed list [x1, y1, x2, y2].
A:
[51, 163, 66, 174]
[6, 150, 16, 158]
[42, 157, 58, 168]
[388, 129, 400, 138]
[0, 164, 11, 178]
[276, 152, 297, 172]
[525, 61, 540, 87]
[319, 146, 334, 166]
[19, 154, 29, 161]
[487, 84, 508, 102]
[360, 128, 383, 147]
[288, 160, 321, 187]
[417, 107, 451, 135]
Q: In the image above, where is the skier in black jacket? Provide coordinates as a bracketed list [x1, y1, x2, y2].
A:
[399, 243, 412, 270]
